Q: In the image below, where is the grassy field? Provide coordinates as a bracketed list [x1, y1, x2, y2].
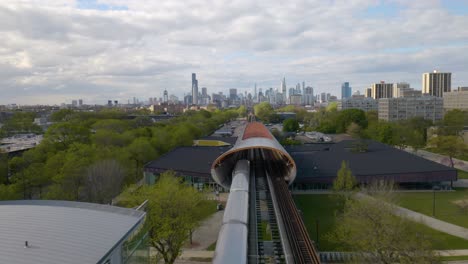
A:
[396, 188, 468, 228]
[294, 194, 468, 251]
[458, 169, 468, 179]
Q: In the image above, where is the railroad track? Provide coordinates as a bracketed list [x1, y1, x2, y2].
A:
[267, 162, 321, 264]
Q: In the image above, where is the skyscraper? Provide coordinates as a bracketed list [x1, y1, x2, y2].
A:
[304, 86, 314, 105]
[341, 82, 352, 99]
[281, 77, 287, 102]
[163, 90, 168, 103]
[254, 83, 257, 102]
[422, 70, 451, 97]
[192, 73, 198, 105]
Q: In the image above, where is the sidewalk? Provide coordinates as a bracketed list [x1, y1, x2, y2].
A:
[356, 192, 468, 241]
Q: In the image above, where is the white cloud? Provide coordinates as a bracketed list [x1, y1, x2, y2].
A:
[0, 0, 467, 104]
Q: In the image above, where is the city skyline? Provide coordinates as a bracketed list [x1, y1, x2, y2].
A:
[1, 0, 468, 104]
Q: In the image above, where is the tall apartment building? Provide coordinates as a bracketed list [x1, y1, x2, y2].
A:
[338, 97, 378, 112]
[341, 82, 352, 99]
[371, 81, 393, 99]
[378, 95, 443, 122]
[191, 73, 198, 105]
[443, 87, 468, 111]
[422, 70, 451, 97]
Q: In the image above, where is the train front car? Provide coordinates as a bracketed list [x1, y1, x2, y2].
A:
[213, 160, 250, 264]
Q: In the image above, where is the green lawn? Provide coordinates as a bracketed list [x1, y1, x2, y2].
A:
[396, 189, 468, 228]
[294, 194, 342, 251]
[294, 194, 468, 251]
[458, 169, 468, 179]
[440, 255, 468, 261]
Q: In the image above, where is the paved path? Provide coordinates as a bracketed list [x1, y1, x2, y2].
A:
[185, 209, 223, 251]
[396, 205, 468, 240]
[357, 193, 468, 241]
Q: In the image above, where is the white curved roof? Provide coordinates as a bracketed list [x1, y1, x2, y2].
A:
[0, 200, 145, 264]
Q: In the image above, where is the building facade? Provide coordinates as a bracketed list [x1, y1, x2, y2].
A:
[422, 71, 451, 97]
[378, 96, 443, 122]
[338, 97, 378, 112]
[443, 89, 468, 111]
[371, 81, 393, 99]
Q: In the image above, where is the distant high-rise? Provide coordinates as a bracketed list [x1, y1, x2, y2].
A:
[229, 88, 237, 101]
[192, 73, 199, 105]
[281, 77, 287, 102]
[365, 88, 372, 98]
[422, 70, 451, 97]
[371, 81, 393, 99]
[341, 82, 352, 99]
[78, 99, 83, 106]
[163, 90, 168, 103]
[303, 86, 314, 105]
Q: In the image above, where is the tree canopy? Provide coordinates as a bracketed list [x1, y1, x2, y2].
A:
[328, 181, 438, 263]
[1, 108, 238, 202]
[118, 171, 216, 264]
[283, 118, 300, 132]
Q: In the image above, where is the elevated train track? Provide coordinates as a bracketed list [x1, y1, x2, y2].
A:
[212, 121, 320, 264]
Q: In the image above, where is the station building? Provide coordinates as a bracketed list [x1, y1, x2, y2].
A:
[143, 138, 457, 190]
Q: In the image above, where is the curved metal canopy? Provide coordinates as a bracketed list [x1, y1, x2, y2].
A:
[211, 122, 297, 188]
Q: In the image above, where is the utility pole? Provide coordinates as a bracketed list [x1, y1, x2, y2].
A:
[432, 189, 436, 216]
[316, 219, 319, 249]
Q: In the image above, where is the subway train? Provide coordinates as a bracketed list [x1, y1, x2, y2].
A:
[213, 159, 250, 264]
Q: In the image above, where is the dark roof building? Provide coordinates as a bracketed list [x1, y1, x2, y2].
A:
[286, 140, 456, 185]
[144, 139, 457, 188]
[144, 146, 232, 180]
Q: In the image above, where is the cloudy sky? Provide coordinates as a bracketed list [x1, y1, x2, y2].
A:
[1, 0, 468, 105]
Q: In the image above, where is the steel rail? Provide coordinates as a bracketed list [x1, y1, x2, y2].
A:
[266, 159, 321, 264]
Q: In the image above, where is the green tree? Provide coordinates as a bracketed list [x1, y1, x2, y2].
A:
[429, 135, 467, 167]
[283, 118, 299, 132]
[336, 109, 367, 133]
[237, 105, 247, 117]
[326, 102, 338, 112]
[346, 122, 362, 139]
[85, 159, 126, 204]
[328, 182, 438, 263]
[332, 161, 357, 202]
[0, 150, 8, 184]
[45, 122, 91, 149]
[125, 138, 158, 183]
[119, 172, 210, 264]
[0, 184, 20, 200]
[441, 109, 468, 136]
[254, 102, 274, 122]
[50, 109, 76, 122]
